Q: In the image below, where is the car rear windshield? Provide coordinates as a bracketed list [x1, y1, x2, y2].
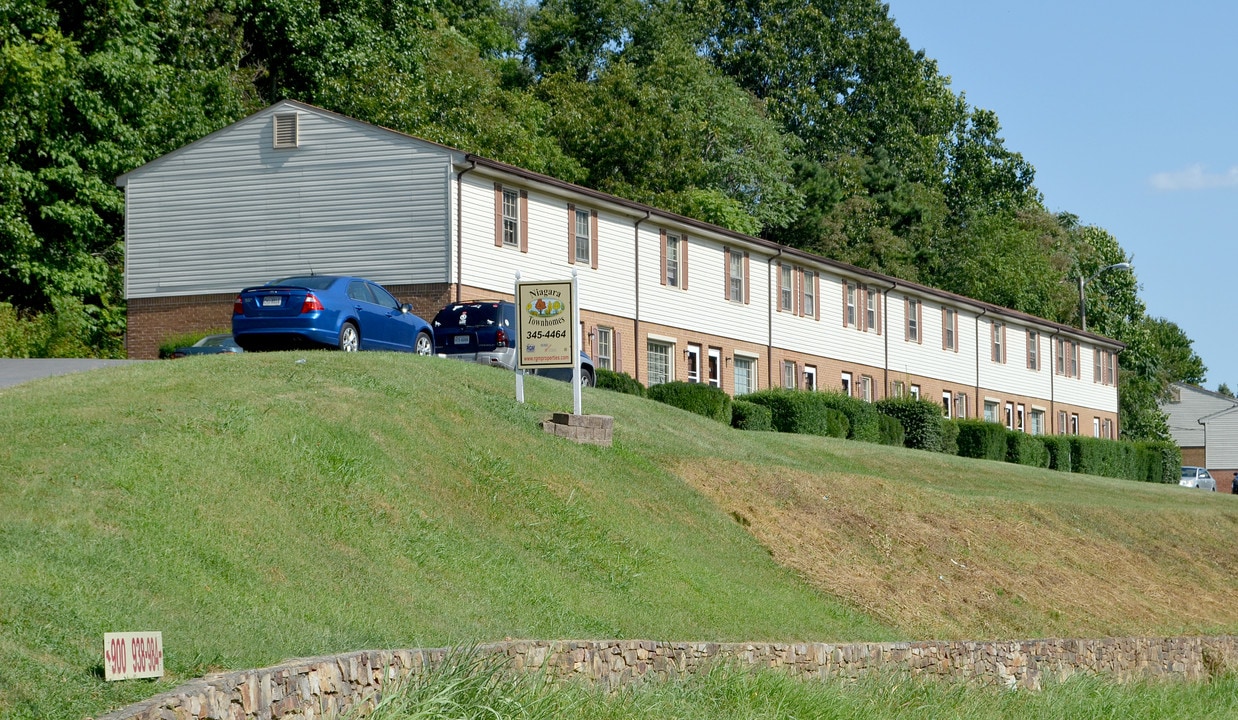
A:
[433, 303, 506, 328]
[269, 276, 337, 290]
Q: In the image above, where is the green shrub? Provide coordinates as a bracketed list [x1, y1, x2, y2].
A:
[1135, 441, 1181, 484]
[940, 418, 960, 455]
[157, 329, 228, 359]
[877, 414, 905, 446]
[825, 408, 850, 439]
[745, 389, 839, 437]
[955, 420, 1008, 461]
[1006, 431, 1049, 467]
[647, 381, 732, 423]
[596, 369, 646, 397]
[814, 390, 881, 443]
[1041, 435, 1073, 472]
[0, 298, 122, 359]
[730, 400, 773, 431]
[875, 398, 945, 452]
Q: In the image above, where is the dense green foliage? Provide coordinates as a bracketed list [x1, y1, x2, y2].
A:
[647, 381, 732, 423]
[596, 368, 646, 396]
[955, 420, 1009, 462]
[940, 418, 960, 456]
[876, 414, 904, 447]
[730, 399, 773, 431]
[1006, 431, 1050, 468]
[813, 389, 881, 443]
[0, 0, 1210, 438]
[1042, 435, 1073, 472]
[743, 388, 847, 437]
[1065, 437, 1181, 485]
[874, 397, 945, 452]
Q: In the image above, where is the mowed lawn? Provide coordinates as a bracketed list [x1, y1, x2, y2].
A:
[1, 352, 1237, 718]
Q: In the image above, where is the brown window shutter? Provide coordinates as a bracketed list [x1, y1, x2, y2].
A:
[519, 190, 528, 253]
[743, 252, 750, 304]
[953, 311, 959, 353]
[659, 229, 667, 286]
[614, 330, 623, 373]
[566, 204, 576, 265]
[494, 183, 503, 248]
[875, 290, 881, 334]
[681, 235, 689, 290]
[843, 282, 849, 328]
[775, 263, 783, 313]
[941, 307, 947, 350]
[813, 273, 820, 321]
[723, 247, 731, 299]
[590, 210, 598, 270]
[797, 269, 804, 317]
[916, 302, 922, 344]
[590, 326, 598, 359]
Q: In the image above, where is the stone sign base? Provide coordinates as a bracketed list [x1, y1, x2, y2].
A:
[542, 413, 613, 446]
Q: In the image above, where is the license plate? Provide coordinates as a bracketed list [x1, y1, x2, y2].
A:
[453, 335, 470, 345]
[262, 296, 282, 307]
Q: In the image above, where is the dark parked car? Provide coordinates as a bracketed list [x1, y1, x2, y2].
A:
[431, 299, 595, 386]
[232, 276, 433, 353]
[169, 334, 243, 358]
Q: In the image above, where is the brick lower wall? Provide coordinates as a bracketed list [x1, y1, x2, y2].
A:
[97, 635, 1238, 719]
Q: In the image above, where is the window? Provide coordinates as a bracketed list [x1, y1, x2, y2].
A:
[686, 344, 701, 383]
[1093, 417, 1101, 438]
[734, 356, 755, 395]
[865, 289, 878, 332]
[1055, 338, 1079, 378]
[1004, 403, 1014, 430]
[956, 393, 968, 419]
[1095, 349, 1117, 385]
[991, 322, 1006, 363]
[1106, 351, 1116, 385]
[780, 265, 793, 311]
[782, 360, 797, 389]
[891, 380, 906, 398]
[841, 372, 853, 397]
[502, 188, 520, 247]
[1102, 418, 1114, 439]
[647, 340, 673, 386]
[844, 282, 858, 327]
[727, 248, 746, 302]
[861, 375, 874, 402]
[660, 231, 688, 288]
[802, 270, 816, 318]
[906, 298, 920, 342]
[909, 384, 921, 399]
[1094, 348, 1102, 383]
[707, 348, 721, 388]
[943, 308, 957, 351]
[1030, 409, 1045, 435]
[596, 327, 613, 370]
[942, 391, 953, 418]
[804, 366, 817, 391]
[568, 206, 596, 267]
[984, 400, 999, 424]
[1058, 410, 1068, 435]
[1071, 342, 1079, 378]
[1017, 404, 1025, 433]
[1027, 330, 1039, 370]
[1071, 414, 1080, 435]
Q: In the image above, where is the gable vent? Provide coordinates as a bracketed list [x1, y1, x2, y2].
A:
[273, 112, 299, 149]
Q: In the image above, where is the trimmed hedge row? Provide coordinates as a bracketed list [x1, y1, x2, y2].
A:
[596, 369, 645, 397]
[742, 389, 849, 438]
[956, 420, 1008, 461]
[647, 381, 732, 423]
[730, 400, 773, 431]
[874, 398, 945, 452]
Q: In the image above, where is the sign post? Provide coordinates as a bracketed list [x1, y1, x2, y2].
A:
[515, 273, 581, 415]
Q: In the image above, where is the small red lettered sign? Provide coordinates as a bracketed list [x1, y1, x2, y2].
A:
[104, 631, 164, 681]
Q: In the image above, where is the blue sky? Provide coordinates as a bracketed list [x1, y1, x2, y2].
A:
[884, 1, 1238, 392]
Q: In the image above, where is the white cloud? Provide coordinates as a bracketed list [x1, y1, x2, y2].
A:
[1149, 164, 1238, 191]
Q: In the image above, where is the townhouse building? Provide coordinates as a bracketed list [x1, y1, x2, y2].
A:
[118, 101, 1121, 436]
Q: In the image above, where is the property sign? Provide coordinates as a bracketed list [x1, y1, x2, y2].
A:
[104, 631, 164, 681]
[516, 279, 575, 369]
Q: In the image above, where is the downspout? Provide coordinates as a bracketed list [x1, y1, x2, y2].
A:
[767, 249, 784, 389]
[1049, 328, 1061, 433]
[633, 211, 650, 383]
[454, 158, 478, 302]
[975, 308, 988, 415]
[882, 281, 896, 398]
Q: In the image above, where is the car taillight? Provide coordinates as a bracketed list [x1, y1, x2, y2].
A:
[301, 293, 324, 313]
[232, 295, 244, 314]
[495, 328, 508, 347]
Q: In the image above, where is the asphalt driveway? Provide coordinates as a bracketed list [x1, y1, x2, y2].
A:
[0, 359, 143, 389]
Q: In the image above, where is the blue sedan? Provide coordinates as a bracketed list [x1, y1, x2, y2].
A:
[232, 276, 433, 353]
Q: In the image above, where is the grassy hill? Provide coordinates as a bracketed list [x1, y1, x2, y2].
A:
[1, 352, 1237, 718]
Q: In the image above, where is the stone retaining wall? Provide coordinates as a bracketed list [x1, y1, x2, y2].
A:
[96, 636, 1238, 720]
